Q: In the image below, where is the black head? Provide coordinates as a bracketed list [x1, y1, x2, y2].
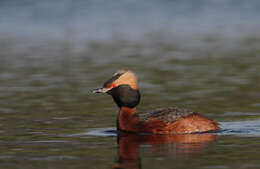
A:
[93, 70, 141, 108]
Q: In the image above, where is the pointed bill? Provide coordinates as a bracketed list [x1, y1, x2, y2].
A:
[92, 87, 112, 93]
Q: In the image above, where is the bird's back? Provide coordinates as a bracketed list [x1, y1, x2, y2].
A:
[138, 106, 194, 123]
[137, 106, 219, 134]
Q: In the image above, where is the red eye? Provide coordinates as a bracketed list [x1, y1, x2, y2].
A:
[105, 83, 117, 88]
[111, 83, 117, 88]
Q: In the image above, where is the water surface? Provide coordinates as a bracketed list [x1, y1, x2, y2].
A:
[1, 0, 260, 169]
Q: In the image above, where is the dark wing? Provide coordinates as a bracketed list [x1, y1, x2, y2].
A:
[138, 107, 195, 123]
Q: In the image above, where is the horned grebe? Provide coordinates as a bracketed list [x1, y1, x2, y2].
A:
[93, 70, 219, 134]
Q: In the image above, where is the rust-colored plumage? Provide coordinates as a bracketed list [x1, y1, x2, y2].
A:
[93, 70, 219, 134]
[117, 107, 219, 134]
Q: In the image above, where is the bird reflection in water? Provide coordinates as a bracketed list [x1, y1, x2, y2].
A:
[113, 133, 217, 169]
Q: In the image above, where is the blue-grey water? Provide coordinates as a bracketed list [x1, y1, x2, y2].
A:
[1, 0, 260, 169]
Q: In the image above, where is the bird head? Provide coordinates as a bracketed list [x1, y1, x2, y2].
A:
[93, 70, 140, 108]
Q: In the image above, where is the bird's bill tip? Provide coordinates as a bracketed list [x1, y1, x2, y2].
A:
[92, 87, 111, 93]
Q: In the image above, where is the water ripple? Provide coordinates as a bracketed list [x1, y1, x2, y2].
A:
[219, 119, 260, 137]
[71, 119, 260, 137]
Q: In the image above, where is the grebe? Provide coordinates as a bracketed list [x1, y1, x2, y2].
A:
[93, 70, 219, 134]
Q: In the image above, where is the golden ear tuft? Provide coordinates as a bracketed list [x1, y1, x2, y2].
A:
[113, 70, 138, 89]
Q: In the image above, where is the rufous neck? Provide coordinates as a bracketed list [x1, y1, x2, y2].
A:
[117, 107, 138, 132]
[119, 106, 136, 115]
